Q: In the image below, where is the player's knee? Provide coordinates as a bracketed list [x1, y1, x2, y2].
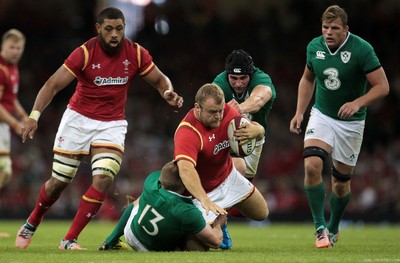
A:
[91, 152, 122, 179]
[303, 146, 329, 175]
[0, 156, 12, 188]
[51, 154, 81, 183]
[233, 157, 246, 177]
[331, 166, 351, 182]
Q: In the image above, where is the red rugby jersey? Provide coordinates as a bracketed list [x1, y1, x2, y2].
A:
[0, 56, 19, 114]
[64, 37, 155, 121]
[174, 104, 240, 193]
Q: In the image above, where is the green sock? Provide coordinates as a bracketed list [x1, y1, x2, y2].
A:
[105, 202, 134, 245]
[304, 182, 326, 230]
[327, 192, 351, 235]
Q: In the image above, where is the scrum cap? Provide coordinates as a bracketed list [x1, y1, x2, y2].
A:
[225, 49, 255, 76]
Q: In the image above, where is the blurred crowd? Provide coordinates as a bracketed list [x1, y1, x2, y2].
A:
[0, 0, 399, 222]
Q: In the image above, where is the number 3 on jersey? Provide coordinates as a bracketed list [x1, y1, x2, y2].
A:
[137, 204, 165, 236]
[323, 67, 341, 90]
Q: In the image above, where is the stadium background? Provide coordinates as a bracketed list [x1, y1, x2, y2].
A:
[0, 0, 399, 223]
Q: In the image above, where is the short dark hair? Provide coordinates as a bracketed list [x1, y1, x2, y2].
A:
[97, 7, 125, 24]
[321, 5, 348, 27]
[225, 49, 255, 76]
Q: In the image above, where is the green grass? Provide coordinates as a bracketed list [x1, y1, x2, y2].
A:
[0, 220, 399, 263]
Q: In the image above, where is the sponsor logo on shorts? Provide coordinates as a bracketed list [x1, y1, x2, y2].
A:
[306, 128, 315, 135]
[56, 136, 64, 148]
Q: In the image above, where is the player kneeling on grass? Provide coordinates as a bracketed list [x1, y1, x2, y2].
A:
[99, 161, 226, 251]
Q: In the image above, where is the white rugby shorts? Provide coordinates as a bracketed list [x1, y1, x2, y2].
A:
[193, 166, 255, 223]
[53, 107, 127, 155]
[304, 107, 365, 166]
[124, 204, 149, 252]
[0, 122, 11, 154]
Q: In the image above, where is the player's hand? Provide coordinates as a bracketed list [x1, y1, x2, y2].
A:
[338, 101, 360, 119]
[228, 99, 243, 114]
[164, 90, 184, 108]
[200, 198, 227, 217]
[11, 121, 24, 137]
[20, 118, 38, 143]
[211, 214, 228, 228]
[234, 122, 259, 144]
[289, 114, 303, 134]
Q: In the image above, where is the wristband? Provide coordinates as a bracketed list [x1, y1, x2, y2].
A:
[29, 110, 41, 121]
[163, 90, 171, 97]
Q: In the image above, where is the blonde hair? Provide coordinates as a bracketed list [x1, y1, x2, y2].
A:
[2, 28, 26, 44]
[159, 161, 184, 193]
[321, 5, 348, 26]
[195, 83, 225, 107]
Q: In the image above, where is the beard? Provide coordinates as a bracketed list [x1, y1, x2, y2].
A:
[98, 35, 124, 56]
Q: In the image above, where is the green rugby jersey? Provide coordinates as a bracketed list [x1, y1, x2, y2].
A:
[213, 67, 276, 131]
[306, 33, 381, 120]
[131, 171, 206, 251]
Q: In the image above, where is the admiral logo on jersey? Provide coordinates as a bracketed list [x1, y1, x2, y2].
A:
[94, 76, 129, 86]
[316, 51, 326, 60]
[213, 140, 230, 155]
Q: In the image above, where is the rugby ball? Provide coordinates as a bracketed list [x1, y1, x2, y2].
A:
[227, 116, 256, 157]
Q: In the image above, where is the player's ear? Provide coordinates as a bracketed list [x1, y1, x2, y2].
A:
[194, 103, 201, 112]
[95, 23, 101, 33]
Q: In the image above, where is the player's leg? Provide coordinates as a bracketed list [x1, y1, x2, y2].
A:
[234, 188, 269, 221]
[302, 109, 336, 248]
[0, 125, 12, 189]
[228, 157, 246, 217]
[60, 149, 122, 250]
[16, 154, 79, 249]
[0, 156, 12, 189]
[327, 119, 363, 247]
[99, 200, 136, 250]
[327, 162, 354, 247]
[303, 141, 332, 248]
[244, 138, 264, 181]
[229, 140, 265, 218]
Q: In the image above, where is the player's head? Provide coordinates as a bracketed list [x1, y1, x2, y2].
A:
[1, 28, 25, 65]
[225, 49, 254, 96]
[321, 5, 349, 49]
[159, 161, 185, 194]
[194, 83, 225, 129]
[96, 7, 126, 55]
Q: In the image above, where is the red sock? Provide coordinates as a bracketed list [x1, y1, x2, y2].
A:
[28, 183, 60, 227]
[228, 207, 244, 218]
[63, 185, 105, 241]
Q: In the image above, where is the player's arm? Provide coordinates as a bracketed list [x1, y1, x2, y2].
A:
[185, 214, 227, 251]
[142, 65, 183, 108]
[0, 87, 24, 134]
[289, 65, 316, 134]
[176, 159, 227, 216]
[238, 84, 272, 114]
[14, 99, 28, 121]
[337, 67, 390, 119]
[21, 65, 75, 142]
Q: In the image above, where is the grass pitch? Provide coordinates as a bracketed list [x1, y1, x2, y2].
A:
[0, 220, 399, 263]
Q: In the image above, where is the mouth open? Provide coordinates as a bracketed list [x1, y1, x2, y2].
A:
[109, 40, 119, 47]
